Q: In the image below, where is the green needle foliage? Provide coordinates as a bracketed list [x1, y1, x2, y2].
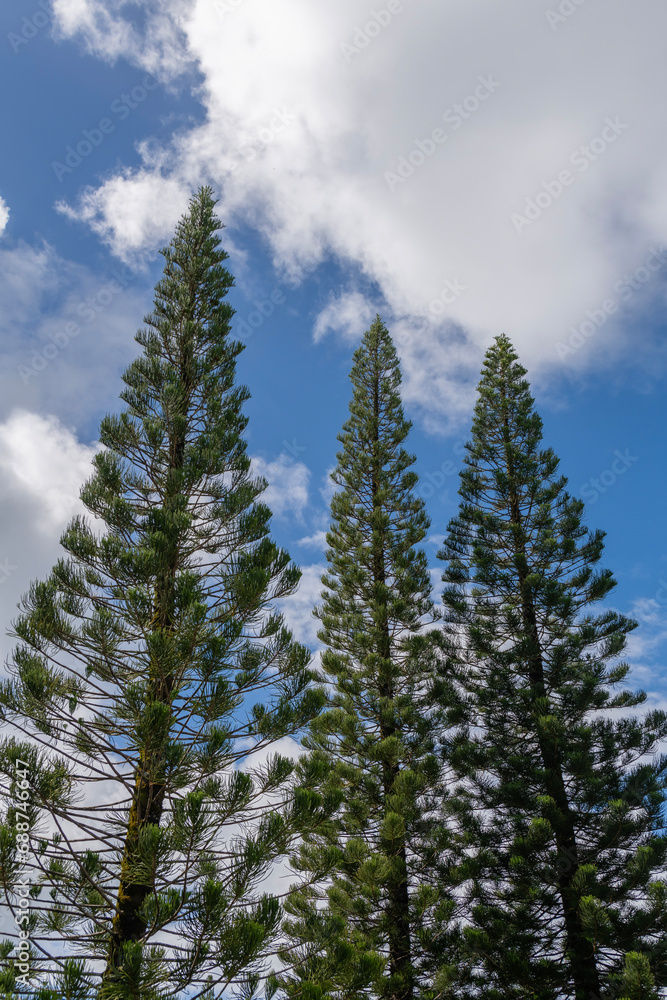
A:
[0, 187, 320, 1000]
[275, 318, 461, 1000]
[439, 335, 667, 999]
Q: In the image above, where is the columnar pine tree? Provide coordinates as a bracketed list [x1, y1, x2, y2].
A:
[0, 188, 320, 1000]
[439, 334, 667, 999]
[275, 317, 460, 1000]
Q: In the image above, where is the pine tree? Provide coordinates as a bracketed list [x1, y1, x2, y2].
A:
[0, 187, 320, 1000]
[275, 317, 460, 1000]
[439, 334, 667, 999]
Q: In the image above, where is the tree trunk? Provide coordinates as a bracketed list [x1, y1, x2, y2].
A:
[372, 351, 413, 1000]
[501, 396, 601, 1000]
[103, 360, 191, 984]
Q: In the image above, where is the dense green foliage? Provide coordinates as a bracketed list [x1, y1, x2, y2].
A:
[0, 188, 320, 1000]
[275, 318, 461, 1000]
[0, 193, 665, 1000]
[439, 335, 667, 999]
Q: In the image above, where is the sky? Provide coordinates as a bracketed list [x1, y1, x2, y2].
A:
[0, 0, 667, 713]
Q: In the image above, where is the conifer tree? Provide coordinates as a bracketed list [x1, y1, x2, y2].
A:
[275, 317, 460, 1000]
[439, 334, 667, 999]
[0, 187, 320, 1000]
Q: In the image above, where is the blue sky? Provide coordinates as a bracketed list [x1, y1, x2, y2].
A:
[0, 0, 666, 710]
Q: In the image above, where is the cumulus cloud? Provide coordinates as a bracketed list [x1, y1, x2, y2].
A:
[313, 291, 377, 344]
[0, 411, 100, 668]
[55, 174, 190, 267]
[625, 596, 667, 675]
[252, 453, 310, 520]
[296, 530, 327, 550]
[53, 0, 667, 427]
[0, 196, 9, 235]
[0, 411, 99, 535]
[51, 0, 190, 81]
[278, 562, 326, 650]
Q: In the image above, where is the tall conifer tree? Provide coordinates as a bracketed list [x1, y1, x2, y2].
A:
[439, 334, 667, 999]
[0, 188, 319, 1000]
[275, 317, 459, 1000]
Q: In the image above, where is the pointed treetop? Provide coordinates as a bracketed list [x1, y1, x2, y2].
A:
[466, 333, 546, 465]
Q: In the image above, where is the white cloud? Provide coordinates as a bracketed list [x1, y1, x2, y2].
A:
[624, 596, 667, 674]
[55, 174, 190, 267]
[278, 562, 326, 650]
[0, 196, 9, 235]
[296, 530, 327, 550]
[313, 291, 377, 344]
[51, 0, 190, 81]
[252, 453, 310, 520]
[0, 411, 100, 668]
[0, 411, 99, 536]
[53, 0, 667, 427]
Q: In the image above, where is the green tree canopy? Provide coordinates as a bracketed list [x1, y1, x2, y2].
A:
[0, 187, 321, 1000]
[439, 334, 667, 999]
[275, 317, 461, 1000]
